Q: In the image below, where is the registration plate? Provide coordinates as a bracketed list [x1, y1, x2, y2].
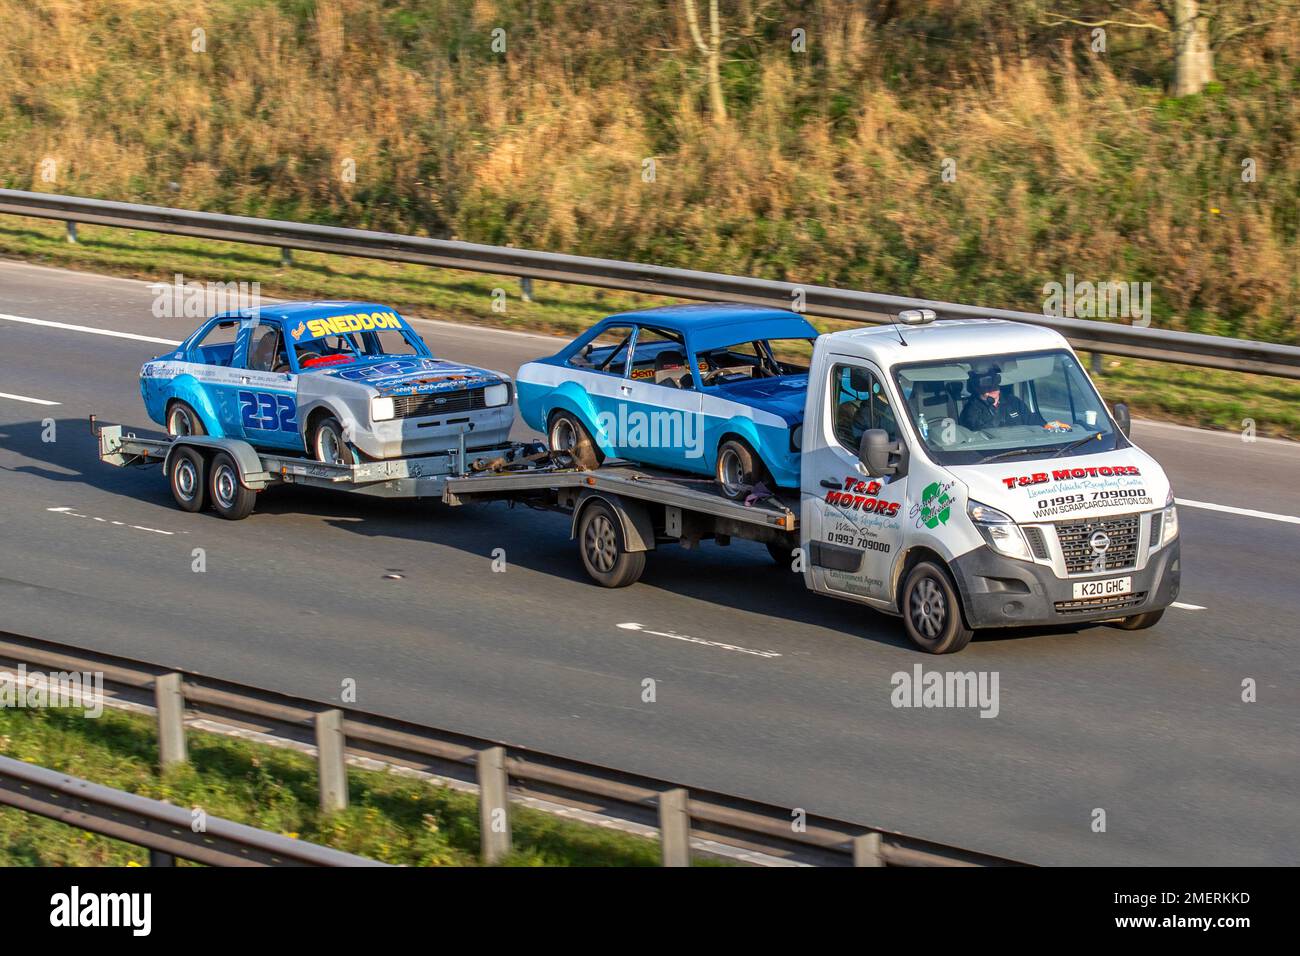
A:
[1073, 576, 1132, 599]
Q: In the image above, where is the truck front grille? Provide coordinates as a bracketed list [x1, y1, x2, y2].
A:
[1022, 526, 1051, 560]
[1055, 591, 1148, 615]
[1054, 513, 1140, 574]
[392, 388, 486, 419]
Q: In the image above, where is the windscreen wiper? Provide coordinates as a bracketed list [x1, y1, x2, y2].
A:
[1050, 431, 1104, 458]
[978, 446, 1038, 464]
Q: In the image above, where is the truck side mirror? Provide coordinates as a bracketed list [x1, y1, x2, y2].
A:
[859, 428, 907, 478]
[1111, 402, 1131, 438]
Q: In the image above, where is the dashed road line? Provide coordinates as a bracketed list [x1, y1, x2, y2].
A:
[0, 391, 60, 406]
[47, 506, 184, 536]
[617, 623, 781, 659]
[1171, 602, 1206, 611]
[0, 311, 181, 346]
[1176, 498, 1300, 526]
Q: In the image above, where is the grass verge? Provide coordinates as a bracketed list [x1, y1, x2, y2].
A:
[0, 704, 673, 867]
[3, 217, 1298, 439]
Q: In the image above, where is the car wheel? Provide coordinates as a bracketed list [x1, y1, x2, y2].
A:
[549, 411, 603, 470]
[901, 561, 973, 654]
[208, 451, 257, 520]
[577, 500, 646, 588]
[311, 415, 360, 466]
[169, 446, 206, 513]
[715, 439, 764, 501]
[166, 401, 206, 437]
[1110, 609, 1165, 630]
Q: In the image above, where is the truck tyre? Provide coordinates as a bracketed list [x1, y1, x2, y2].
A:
[166, 401, 206, 437]
[208, 451, 257, 520]
[715, 439, 764, 501]
[549, 411, 603, 470]
[311, 415, 360, 466]
[169, 446, 206, 513]
[1110, 609, 1165, 630]
[766, 541, 795, 568]
[901, 561, 974, 654]
[577, 500, 645, 588]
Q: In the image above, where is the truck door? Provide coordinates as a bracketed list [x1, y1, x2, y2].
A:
[802, 359, 908, 604]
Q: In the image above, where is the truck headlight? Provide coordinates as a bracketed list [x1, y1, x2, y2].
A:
[1160, 487, 1179, 547]
[483, 383, 510, 407]
[968, 499, 1032, 561]
[371, 396, 395, 422]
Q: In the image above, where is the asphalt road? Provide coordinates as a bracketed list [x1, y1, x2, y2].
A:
[0, 258, 1296, 865]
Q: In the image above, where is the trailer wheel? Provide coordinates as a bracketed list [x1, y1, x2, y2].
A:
[901, 561, 973, 654]
[166, 401, 206, 437]
[208, 451, 257, 520]
[577, 500, 645, 587]
[1110, 609, 1165, 630]
[169, 446, 206, 513]
[548, 411, 603, 470]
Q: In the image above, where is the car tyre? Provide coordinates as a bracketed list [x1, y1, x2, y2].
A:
[715, 439, 765, 501]
[1110, 609, 1165, 630]
[166, 401, 206, 437]
[901, 561, 974, 654]
[208, 451, 257, 520]
[169, 446, 206, 513]
[577, 500, 646, 588]
[549, 411, 603, 471]
[311, 415, 361, 466]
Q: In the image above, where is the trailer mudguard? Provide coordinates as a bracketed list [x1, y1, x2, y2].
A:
[569, 490, 656, 552]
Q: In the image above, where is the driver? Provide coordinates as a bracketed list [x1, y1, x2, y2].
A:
[959, 366, 1042, 431]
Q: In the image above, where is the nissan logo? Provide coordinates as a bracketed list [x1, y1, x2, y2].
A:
[1089, 530, 1111, 553]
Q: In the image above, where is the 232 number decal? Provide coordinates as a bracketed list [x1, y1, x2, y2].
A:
[238, 390, 297, 432]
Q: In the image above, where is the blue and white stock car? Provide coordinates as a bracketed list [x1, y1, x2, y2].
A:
[140, 301, 514, 464]
[516, 304, 818, 499]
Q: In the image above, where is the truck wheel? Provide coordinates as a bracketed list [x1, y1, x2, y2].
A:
[549, 411, 603, 470]
[169, 446, 206, 513]
[1110, 609, 1165, 630]
[311, 415, 360, 466]
[577, 500, 645, 588]
[716, 439, 763, 501]
[766, 541, 795, 568]
[166, 401, 206, 437]
[208, 451, 257, 520]
[901, 561, 974, 654]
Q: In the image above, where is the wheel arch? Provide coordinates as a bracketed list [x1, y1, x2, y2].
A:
[569, 491, 655, 553]
[894, 546, 972, 628]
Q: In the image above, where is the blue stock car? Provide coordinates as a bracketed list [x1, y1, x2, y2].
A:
[515, 304, 818, 498]
[139, 301, 514, 464]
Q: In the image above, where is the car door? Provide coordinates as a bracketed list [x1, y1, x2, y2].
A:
[620, 325, 704, 468]
[234, 319, 301, 450]
[563, 323, 636, 457]
[803, 358, 908, 604]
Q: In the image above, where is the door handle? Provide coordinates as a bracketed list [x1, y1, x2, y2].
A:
[619, 385, 633, 394]
[820, 478, 842, 489]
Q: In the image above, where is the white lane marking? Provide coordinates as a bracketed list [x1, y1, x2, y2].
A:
[617, 622, 781, 659]
[1176, 498, 1300, 526]
[1171, 602, 1206, 611]
[0, 391, 60, 406]
[0, 312, 181, 346]
[47, 506, 182, 536]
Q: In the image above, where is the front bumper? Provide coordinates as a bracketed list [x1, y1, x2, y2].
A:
[352, 405, 514, 460]
[950, 539, 1181, 630]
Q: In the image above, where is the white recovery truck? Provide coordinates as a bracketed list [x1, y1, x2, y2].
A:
[98, 313, 1181, 654]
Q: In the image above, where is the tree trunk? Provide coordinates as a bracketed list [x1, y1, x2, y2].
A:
[1172, 0, 1214, 96]
[683, 0, 727, 124]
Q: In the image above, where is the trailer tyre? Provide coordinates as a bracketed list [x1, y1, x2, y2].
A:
[901, 561, 973, 654]
[169, 446, 206, 513]
[577, 500, 645, 588]
[1110, 609, 1165, 630]
[166, 401, 206, 437]
[549, 412, 603, 470]
[208, 451, 257, 520]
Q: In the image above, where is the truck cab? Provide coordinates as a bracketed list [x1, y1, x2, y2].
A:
[798, 314, 1180, 652]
